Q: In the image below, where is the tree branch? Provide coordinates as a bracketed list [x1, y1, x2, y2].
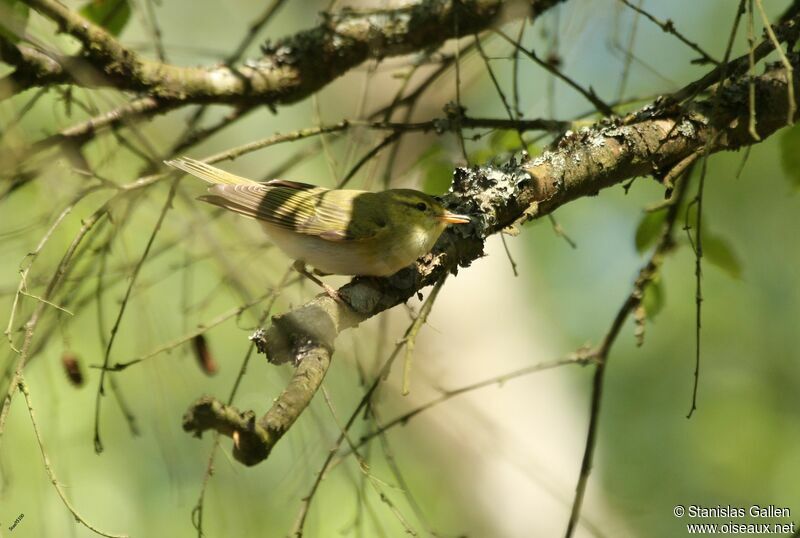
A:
[182, 38, 800, 465]
[0, 39, 69, 99]
[17, 0, 563, 105]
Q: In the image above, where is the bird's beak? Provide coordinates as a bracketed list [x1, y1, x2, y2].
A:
[438, 211, 471, 224]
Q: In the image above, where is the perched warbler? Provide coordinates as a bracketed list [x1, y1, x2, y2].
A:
[165, 157, 470, 292]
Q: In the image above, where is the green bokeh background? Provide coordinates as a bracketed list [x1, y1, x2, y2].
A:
[1, 1, 798, 537]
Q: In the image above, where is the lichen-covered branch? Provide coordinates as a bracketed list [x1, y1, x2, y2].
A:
[182, 38, 800, 465]
[182, 343, 329, 466]
[16, 0, 563, 105]
[26, 97, 168, 153]
[0, 39, 70, 99]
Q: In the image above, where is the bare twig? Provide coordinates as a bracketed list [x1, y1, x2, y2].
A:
[668, 3, 794, 104]
[615, 0, 642, 102]
[173, 0, 288, 150]
[564, 165, 691, 538]
[191, 269, 293, 537]
[684, 0, 747, 420]
[754, 0, 796, 124]
[19, 377, 128, 538]
[93, 286, 291, 372]
[17, 0, 552, 105]
[320, 386, 419, 536]
[353, 354, 592, 451]
[181, 49, 800, 465]
[288, 278, 447, 537]
[93, 179, 179, 453]
[401, 276, 446, 395]
[618, 0, 718, 65]
[495, 29, 614, 116]
[1, 204, 110, 443]
[747, 0, 762, 141]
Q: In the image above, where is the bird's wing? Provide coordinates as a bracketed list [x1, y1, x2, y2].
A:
[164, 157, 259, 186]
[165, 157, 387, 241]
[199, 184, 383, 242]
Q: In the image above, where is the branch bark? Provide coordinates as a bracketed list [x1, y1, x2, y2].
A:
[15, 0, 563, 105]
[183, 35, 800, 465]
[0, 39, 69, 99]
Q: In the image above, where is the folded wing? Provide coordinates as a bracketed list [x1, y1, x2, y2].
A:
[165, 157, 374, 241]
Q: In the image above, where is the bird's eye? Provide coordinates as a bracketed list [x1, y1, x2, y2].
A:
[415, 202, 427, 211]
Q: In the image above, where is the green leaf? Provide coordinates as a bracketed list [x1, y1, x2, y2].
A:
[683, 204, 744, 279]
[525, 143, 541, 156]
[0, 0, 29, 44]
[702, 233, 742, 280]
[416, 144, 453, 194]
[468, 148, 494, 166]
[780, 123, 800, 188]
[417, 143, 444, 163]
[641, 278, 664, 319]
[423, 160, 453, 195]
[80, 0, 131, 36]
[634, 209, 667, 253]
[490, 129, 523, 153]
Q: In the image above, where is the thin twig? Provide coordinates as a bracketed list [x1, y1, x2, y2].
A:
[370, 406, 437, 536]
[93, 179, 179, 453]
[453, 11, 469, 163]
[353, 354, 591, 451]
[747, 0, 761, 141]
[754, 0, 796, 125]
[320, 386, 419, 536]
[1, 203, 110, 443]
[512, 19, 526, 118]
[141, 0, 167, 61]
[683, 0, 747, 419]
[291, 278, 447, 537]
[564, 167, 691, 537]
[19, 377, 128, 538]
[474, 34, 526, 148]
[616, 0, 642, 102]
[547, 213, 578, 249]
[618, 0, 718, 65]
[499, 233, 519, 276]
[93, 287, 288, 372]
[401, 276, 446, 395]
[4, 191, 93, 350]
[495, 29, 614, 116]
[337, 132, 402, 188]
[191, 268, 293, 537]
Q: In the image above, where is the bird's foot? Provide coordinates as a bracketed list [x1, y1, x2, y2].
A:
[293, 260, 347, 305]
[321, 283, 344, 303]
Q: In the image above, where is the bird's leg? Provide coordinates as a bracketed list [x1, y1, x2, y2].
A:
[292, 260, 342, 302]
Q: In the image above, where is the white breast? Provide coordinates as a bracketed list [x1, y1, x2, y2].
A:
[261, 222, 442, 277]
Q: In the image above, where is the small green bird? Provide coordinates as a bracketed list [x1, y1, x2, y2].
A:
[165, 157, 470, 295]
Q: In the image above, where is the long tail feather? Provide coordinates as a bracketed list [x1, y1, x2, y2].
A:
[164, 157, 257, 186]
[197, 194, 261, 220]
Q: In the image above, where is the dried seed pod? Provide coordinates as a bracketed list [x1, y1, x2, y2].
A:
[192, 334, 218, 376]
[62, 353, 84, 387]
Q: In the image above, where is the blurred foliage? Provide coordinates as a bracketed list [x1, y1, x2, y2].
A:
[780, 123, 800, 188]
[636, 201, 742, 280]
[1, 0, 799, 537]
[634, 207, 666, 253]
[641, 277, 664, 320]
[0, 0, 28, 43]
[79, 0, 132, 37]
[525, 132, 800, 537]
[418, 143, 454, 194]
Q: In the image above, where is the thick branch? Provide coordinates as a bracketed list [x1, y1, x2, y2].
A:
[183, 48, 800, 465]
[0, 39, 69, 98]
[18, 0, 563, 105]
[182, 344, 330, 466]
